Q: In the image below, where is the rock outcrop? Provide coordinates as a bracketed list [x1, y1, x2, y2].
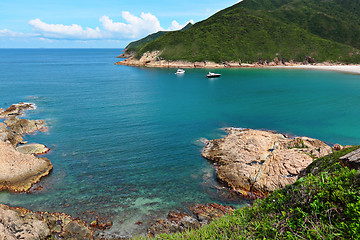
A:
[0, 102, 36, 118]
[0, 103, 52, 192]
[339, 149, 360, 170]
[148, 203, 234, 237]
[202, 128, 332, 198]
[0, 141, 53, 192]
[0, 204, 93, 240]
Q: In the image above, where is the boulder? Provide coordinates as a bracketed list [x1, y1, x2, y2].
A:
[333, 143, 343, 151]
[339, 149, 360, 170]
[202, 128, 332, 198]
[0, 204, 51, 240]
[0, 141, 53, 192]
[16, 143, 50, 155]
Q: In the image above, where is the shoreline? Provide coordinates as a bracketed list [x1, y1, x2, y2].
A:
[115, 56, 360, 75]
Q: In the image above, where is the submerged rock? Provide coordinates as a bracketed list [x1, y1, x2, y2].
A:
[202, 128, 332, 198]
[0, 204, 93, 240]
[0, 141, 53, 192]
[16, 143, 50, 155]
[148, 203, 234, 237]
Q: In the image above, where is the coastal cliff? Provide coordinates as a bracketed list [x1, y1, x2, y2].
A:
[202, 128, 333, 198]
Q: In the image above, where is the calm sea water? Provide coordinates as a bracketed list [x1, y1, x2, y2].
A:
[0, 49, 360, 237]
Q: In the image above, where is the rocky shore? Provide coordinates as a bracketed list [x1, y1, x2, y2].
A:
[0, 103, 52, 192]
[148, 203, 235, 237]
[0, 204, 93, 240]
[116, 51, 360, 74]
[202, 128, 335, 198]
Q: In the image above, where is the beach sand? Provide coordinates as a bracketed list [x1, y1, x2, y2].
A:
[268, 65, 360, 75]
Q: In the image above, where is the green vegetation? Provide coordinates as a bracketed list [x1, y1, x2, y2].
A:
[128, 0, 360, 63]
[141, 146, 360, 239]
[125, 23, 193, 53]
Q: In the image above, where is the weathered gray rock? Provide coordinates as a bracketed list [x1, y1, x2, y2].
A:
[0, 204, 51, 240]
[0, 204, 93, 240]
[202, 128, 332, 198]
[339, 149, 360, 170]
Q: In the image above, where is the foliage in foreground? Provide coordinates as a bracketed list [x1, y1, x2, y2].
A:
[143, 146, 360, 239]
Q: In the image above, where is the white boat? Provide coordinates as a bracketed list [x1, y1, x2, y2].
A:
[175, 69, 185, 74]
[206, 72, 221, 78]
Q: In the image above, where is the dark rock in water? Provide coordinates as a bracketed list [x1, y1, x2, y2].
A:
[339, 149, 360, 170]
[148, 203, 234, 237]
[0, 102, 36, 118]
[5, 116, 47, 136]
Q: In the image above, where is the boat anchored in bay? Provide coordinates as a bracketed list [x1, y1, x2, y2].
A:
[206, 72, 221, 78]
[175, 69, 185, 75]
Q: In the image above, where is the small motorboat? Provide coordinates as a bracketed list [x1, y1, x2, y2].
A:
[206, 72, 221, 78]
[175, 69, 185, 74]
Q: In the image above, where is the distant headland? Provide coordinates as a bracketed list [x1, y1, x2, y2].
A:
[117, 0, 360, 71]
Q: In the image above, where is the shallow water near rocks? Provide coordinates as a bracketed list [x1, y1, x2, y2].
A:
[0, 49, 360, 237]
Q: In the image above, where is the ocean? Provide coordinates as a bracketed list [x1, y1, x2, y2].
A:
[0, 48, 360, 237]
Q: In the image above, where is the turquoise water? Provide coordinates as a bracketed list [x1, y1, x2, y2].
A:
[0, 49, 360, 237]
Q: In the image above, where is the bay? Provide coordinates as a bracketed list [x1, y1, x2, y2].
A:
[0, 49, 359, 236]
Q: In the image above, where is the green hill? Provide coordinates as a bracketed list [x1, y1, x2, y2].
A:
[124, 23, 193, 53]
[128, 0, 360, 64]
[144, 146, 360, 239]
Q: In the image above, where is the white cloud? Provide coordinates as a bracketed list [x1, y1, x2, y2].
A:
[1, 12, 194, 42]
[0, 29, 37, 38]
[99, 12, 163, 39]
[28, 19, 105, 39]
[169, 19, 194, 31]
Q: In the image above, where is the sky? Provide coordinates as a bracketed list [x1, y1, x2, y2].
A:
[0, 0, 241, 48]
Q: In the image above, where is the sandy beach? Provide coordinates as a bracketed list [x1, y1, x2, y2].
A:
[269, 65, 360, 75]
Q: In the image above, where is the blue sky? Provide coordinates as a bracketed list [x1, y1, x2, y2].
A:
[0, 0, 240, 48]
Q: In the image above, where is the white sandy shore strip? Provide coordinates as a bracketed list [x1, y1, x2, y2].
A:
[267, 65, 360, 75]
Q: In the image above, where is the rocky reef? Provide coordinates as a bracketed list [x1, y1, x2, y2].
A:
[0, 204, 93, 240]
[0, 103, 52, 192]
[202, 128, 333, 198]
[0, 141, 53, 192]
[148, 203, 234, 237]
